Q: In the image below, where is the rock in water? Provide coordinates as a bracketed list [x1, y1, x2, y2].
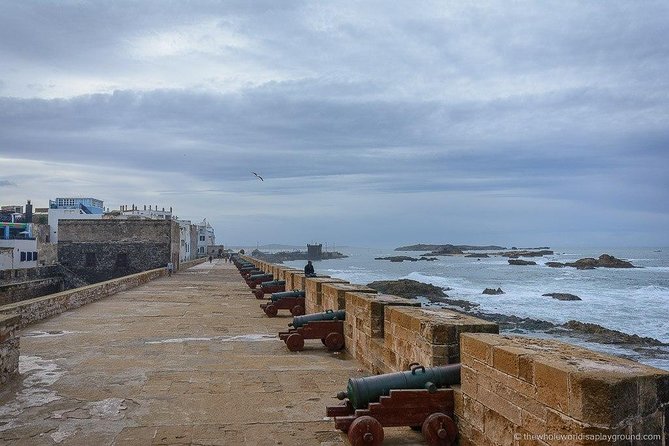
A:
[508, 259, 537, 266]
[561, 320, 665, 346]
[483, 287, 505, 295]
[542, 293, 581, 301]
[596, 254, 635, 268]
[565, 254, 635, 269]
[366, 279, 447, 299]
[374, 256, 419, 262]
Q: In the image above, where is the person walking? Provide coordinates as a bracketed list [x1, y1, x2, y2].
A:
[166, 261, 174, 277]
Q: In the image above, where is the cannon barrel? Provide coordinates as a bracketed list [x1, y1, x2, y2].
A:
[270, 290, 306, 301]
[261, 280, 286, 288]
[337, 364, 461, 409]
[239, 265, 257, 270]
[289, 309, 346, 328]
[248, 273, 273, 280]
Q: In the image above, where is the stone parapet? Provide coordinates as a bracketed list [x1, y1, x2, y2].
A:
[385, 307, 499, 370]
[0, 277, 64, 305]
[284, 271, 306, 292]
[304, 277, 349, 314]
[321, 283, 377, 311]
[344, 292, 420, 373]
[459, 333, 669, 446]
[0, 261, 202, 328]
[0, 313, 20, 386]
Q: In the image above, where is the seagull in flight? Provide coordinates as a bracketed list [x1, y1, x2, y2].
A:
[252, 172, 264, 181]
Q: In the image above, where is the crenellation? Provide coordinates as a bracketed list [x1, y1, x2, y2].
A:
[303, 276, 348, 314]
[244, 256, 669, 444]
[460, 333, 669, 445]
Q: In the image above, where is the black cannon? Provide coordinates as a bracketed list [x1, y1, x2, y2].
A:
[326, 363, 460, 446]
[269, 290, 305, 301]
[246, 273, 274, 288]
[241, 270, 263, 279]
[289, 309, 346, 328]
[279, 310, 346, 351]
[253, 280, 286, 299]
[260, 290, 306, 317]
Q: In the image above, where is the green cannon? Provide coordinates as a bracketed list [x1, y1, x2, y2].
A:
[261, 290, 306, 317]
[270, 290, 305, 302]
[260, 279, 286, 287]
[337, 363, 461, 410]
[289, 309, 346, 328]
[253, 280, 286, 299]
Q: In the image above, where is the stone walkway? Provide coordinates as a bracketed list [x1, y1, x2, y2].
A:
[0, 261, 425, 445]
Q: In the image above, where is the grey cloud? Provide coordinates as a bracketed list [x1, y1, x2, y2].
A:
[0, 1, 668, 246]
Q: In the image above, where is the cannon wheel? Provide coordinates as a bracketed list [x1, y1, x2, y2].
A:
[324, 332, 344, 351]
[253, 289, 264, 299]
[347, 415, 383, 446]
[286, 333, 305, 352]
[264, 304, 278, 317]
[421, 412, 457, 446]
[290, 305, 305, 316]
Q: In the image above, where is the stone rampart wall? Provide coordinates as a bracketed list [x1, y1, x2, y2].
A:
[0, 277, 64, 305]
[245, 255, 669, 445]
[0, 314, 19, 385]
[0, 257, 205, 328]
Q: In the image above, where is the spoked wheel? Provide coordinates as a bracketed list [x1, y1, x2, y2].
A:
[290, 305, 305, 316]
[347, 415, 384, 446]
[253, 289, 264, 299]
[324, 332, 345, 351]
[286, 333, 305, 352]
[421, 412, 457, 446]
[264, 304, 278, 317]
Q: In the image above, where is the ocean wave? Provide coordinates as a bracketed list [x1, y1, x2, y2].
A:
[638, 266, 669, 272]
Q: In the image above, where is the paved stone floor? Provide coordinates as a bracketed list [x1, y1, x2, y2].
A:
[0, 261, 426, 445]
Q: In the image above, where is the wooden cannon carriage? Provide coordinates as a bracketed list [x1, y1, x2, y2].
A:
[259, 290, 306, 317]
[278, 310, 346, 351]
[253, 280, 286, 299]
[326, 364, 459, 446]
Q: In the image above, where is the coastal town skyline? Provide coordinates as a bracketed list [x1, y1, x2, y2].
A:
[1, 1, 668, 247]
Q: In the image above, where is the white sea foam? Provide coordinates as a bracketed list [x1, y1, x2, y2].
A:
[292, 247, 669, 368]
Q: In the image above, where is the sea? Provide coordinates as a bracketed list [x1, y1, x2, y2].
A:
[282, 247, 669, 370]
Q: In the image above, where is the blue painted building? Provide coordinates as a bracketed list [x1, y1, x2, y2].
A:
[49, 198, 104, 214]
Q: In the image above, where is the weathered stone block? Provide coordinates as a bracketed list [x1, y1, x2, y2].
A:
[304, 277, 348, 314]
[322, 284, 376, 311]
[0, 313, 20, 385]
[460, 333, 669, 446]
[461, 333, 501, 365]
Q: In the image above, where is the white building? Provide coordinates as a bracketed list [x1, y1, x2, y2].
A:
[177, 219, 196, 262]
[197, 219, 216, 256]
[119, 204, 173, 220]
[48, 197, 104, 243]
[0, 239, 38, 270]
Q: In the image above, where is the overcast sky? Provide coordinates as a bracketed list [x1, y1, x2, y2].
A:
[1, 1, 668, 248]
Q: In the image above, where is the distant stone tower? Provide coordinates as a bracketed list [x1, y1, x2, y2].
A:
[307, 244, 322, 260]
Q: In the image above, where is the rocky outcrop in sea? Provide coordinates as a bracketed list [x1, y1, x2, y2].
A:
[547, 254, 636, 269]
[508, 259, 537, 266]
[374, 256, 437, 262]
[542, 292, 581, 301]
